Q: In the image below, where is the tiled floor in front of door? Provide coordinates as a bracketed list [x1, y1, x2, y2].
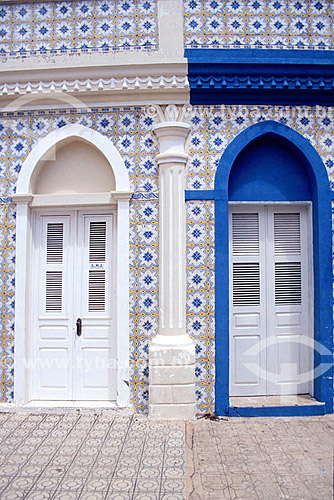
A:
[0, 413, 185, 499]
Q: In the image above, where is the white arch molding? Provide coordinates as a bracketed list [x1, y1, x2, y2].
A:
[13, 124, 132, 406]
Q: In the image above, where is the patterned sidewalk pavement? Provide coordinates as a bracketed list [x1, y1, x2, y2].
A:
[0, 411, 333, 499]
[0, 412, 185, 499]
[188, 414, 334, 500]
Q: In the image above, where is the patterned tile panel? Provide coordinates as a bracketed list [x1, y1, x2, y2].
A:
[0, 204, 15, 403]
[186, 200, 215, 414]
[0, 104, 333, 413]
[0, 0, 159, 58]
[184, 0, 334, 50]
[186, 105, 334, 190]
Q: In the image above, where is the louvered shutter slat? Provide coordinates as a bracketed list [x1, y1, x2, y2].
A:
[45, 271, 62, 312]
[233, 263, 260, 306]
[88, 270, 106, 311]
[274, 213, 301, 255]
[47, 223, 63, 263]
[232, 213, 259, 255]
[275, 262, 301, 305]
[89, 222, 106, 262]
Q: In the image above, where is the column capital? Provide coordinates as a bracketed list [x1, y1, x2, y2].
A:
[146, 103, 192, 124]
[146, 104, 192, 162]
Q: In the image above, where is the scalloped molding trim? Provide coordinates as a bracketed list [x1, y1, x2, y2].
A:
[0, 75, 189, 96]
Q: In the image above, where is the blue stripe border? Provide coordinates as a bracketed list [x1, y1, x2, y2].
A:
[228, 404, 326, 417]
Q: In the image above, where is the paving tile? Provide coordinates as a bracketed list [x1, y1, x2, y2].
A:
[105, 493, 132, 500]
[0, 476, 11, 489]
[161, 478, 185, 491]
[95, 457, 117, 468]
[34, 477, 60, 490]
[25, 490, 56, 499]
[117, 457, 141, 468]
[141, 457, 164, 468]
[135, 478, 161, 491]
[72, 456, 96, 467]
[108, 478, 136, 491]
[163, 468, 184, 479]
[65, 466, 90, 478]
[159, 493, 185, 500]
[132, 494, 160, 500]
[138, 467, 162, 479]
[79, 492, 106, 500]
[9, 477, 36, 490]
[43, 466, 67, 477]
[84, 479, 109, 491]
[205, 490, 231, 500]
[164, 457, 184, 469]
[0, 490, 28, 500]
[0, 465, 21, 476]
[228, 488, 258, 500]
[53, 492, 79, 500]
[59, 477, 85, 490]
[114, 467, 138, 479]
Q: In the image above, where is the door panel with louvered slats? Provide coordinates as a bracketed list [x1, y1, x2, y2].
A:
[266, 206, 310, 395]
[75, 213, 114, 401]
[229, 207, 267, 396]
[33, 215, 72, 400]
[229, 205, 311, 397]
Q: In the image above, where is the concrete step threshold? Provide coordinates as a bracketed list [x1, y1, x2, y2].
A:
[0, 401, 134, 415]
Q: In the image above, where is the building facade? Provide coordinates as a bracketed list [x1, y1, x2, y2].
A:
[0, 0, 333, 418]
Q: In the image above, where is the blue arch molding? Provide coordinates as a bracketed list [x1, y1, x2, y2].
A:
[186, 121, 333, 417]
[185, 49, 334, 105]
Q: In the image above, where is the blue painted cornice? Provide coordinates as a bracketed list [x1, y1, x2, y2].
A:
[185, 49, 334, 105]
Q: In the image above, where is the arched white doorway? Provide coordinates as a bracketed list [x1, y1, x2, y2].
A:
[13, 124, 132, 406]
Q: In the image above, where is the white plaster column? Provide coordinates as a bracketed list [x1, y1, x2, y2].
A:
[114, 192, 131, 407]
[12, 196, 33, 404]
[147, 104, 196, 420]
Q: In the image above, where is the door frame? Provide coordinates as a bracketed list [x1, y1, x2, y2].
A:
[29, 207, 117, 402]
[13, 124, 133, 406]
[213, 121, 333, 416]
[228, 201, 314, 398]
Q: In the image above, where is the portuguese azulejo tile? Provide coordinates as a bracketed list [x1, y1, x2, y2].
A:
[186, 200, 215, 414]
[0, 0, 159, 58]
[184, 0, 334, 50]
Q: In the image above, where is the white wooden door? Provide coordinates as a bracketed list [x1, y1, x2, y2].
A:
[31, 210, 115, 401]
[229, 205, 311, 397]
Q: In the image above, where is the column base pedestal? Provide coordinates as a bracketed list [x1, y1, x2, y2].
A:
[148, 333, 196, 420]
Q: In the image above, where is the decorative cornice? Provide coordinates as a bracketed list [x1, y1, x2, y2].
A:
[112, 191, 134, 201]
[0, 76, 189, 97]
[186, 48, 334, 105]
[11, 194, 33, 204]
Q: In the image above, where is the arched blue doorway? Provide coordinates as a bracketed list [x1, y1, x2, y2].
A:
[214, 121, 333, 416]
